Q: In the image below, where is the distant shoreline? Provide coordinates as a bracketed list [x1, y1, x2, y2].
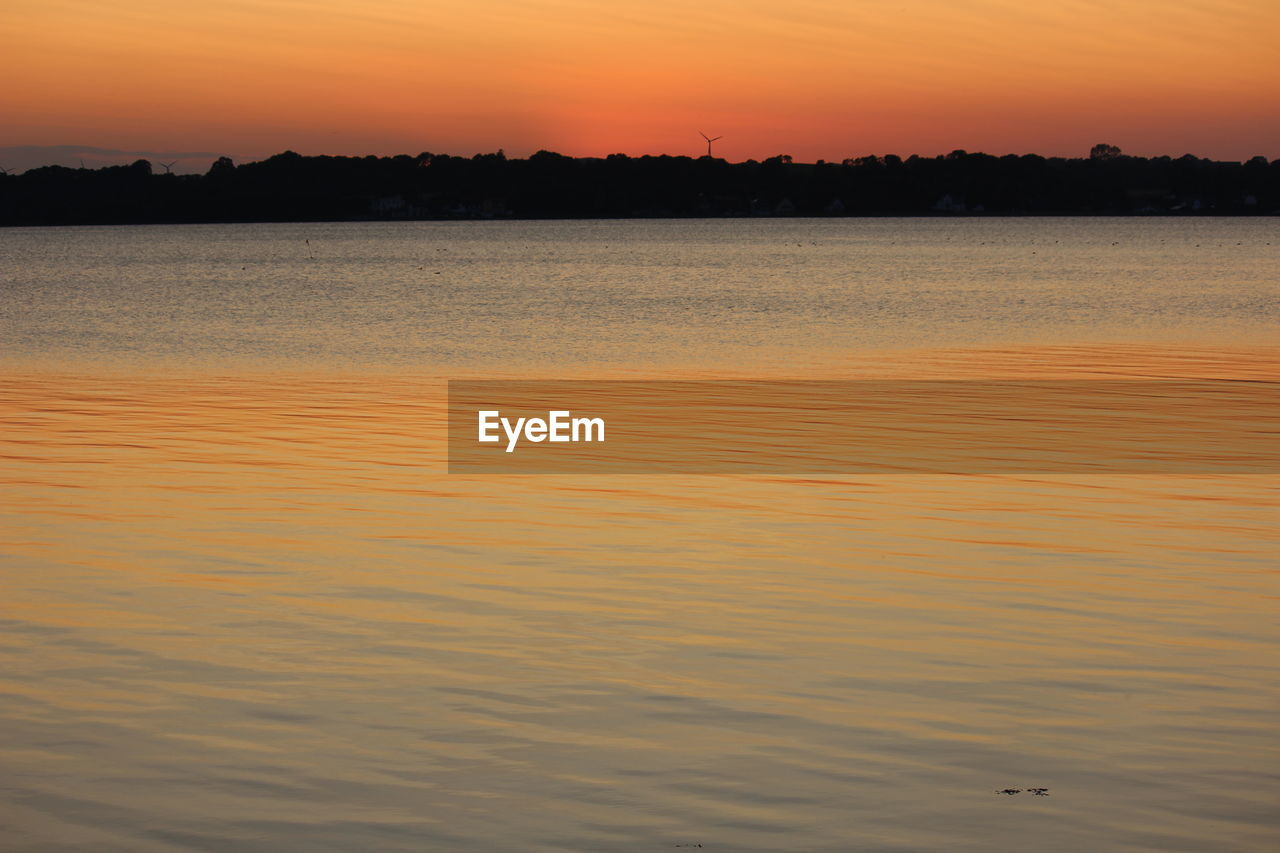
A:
[2, 149, 1276, 226]
[3, 212, 1277, 231]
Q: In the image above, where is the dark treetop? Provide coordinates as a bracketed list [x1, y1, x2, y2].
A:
[1, 147, 1276, 225]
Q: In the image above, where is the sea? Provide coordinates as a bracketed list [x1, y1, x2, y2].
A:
[1, 217, 1277, 852]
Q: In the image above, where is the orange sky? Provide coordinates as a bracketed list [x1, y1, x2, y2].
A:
[3, 0, 1278, 167]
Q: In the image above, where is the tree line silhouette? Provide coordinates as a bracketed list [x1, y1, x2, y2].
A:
[1, 146, 1275, 225]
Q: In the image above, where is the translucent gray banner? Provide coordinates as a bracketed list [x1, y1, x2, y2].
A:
[448, 380, 1278, 473]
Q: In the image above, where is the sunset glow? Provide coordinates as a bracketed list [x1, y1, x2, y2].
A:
[3, 0, 1278, 166]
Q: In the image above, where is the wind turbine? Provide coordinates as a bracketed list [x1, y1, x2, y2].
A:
[699, 131, 723, 158]
[159, 161, 177, 175]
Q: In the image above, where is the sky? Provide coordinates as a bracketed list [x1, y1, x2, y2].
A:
[3, 0, 1278, 171]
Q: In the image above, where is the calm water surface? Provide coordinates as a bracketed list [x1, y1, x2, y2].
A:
[1, 219, 1277, 851]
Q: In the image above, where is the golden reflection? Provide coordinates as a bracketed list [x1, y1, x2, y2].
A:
[1, 343, 1277, 850]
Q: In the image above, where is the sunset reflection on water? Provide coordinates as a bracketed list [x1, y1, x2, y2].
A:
[3, 343, 1277, 851]
[2, 219, 1278, 851]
